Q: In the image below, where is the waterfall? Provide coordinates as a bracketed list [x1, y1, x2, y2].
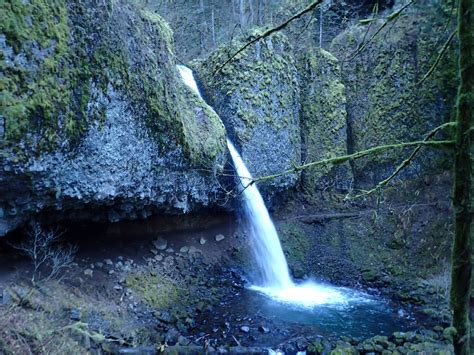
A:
[176, 65, 201, 96]
[227, 140, 293, 289]
[226, 141, 346, 307]
[177, 64, 349, 307]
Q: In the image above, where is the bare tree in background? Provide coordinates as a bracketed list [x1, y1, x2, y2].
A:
[10, 223, 77, 286]
[239, 0, 247, 28]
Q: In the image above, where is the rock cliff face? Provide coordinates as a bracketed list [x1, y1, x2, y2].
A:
[0, 1, 458, 236]
[298, 48, 352, 195]
[194, 6, 456, 199]
[330, 9, 457, 187]
[0, 0, 226, 236]
[194, 30, 301, 198]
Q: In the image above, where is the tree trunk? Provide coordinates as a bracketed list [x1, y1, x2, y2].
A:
[257, 0, 263, 25]
[450, 0, 473, 354]
[319, 6, 323, 48]
[240, 0, 246, 28]
[200, 0, 208, 52]
[211, 2, 216, 47]
[249, 0, 255, 26]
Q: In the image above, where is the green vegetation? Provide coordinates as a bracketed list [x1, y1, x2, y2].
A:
[298, 48, 350, 193]
[125, 270, 182, 309]
[1, 0, 71, 145]
[330, 12, 457, 181]
[278, 223, 310, 269]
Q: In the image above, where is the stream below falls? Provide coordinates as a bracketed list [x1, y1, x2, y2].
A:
[192, 286, 417, 347]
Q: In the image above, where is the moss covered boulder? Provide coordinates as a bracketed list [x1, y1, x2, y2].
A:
[0, 0, 226, 235]
[330, 8, 456, 187]
[194, 29, 301, 198]
[298, 48, 352, 195]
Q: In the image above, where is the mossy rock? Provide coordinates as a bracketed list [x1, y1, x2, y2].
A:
[125, 271, 182, 309]
[194, 28, 301, 197]
[0, 0, 227, 236]
[297, 47, 352, 195]
[0, 0, 225, 167]
[330, 9, 457, 187]
[278, 222, 310, 272]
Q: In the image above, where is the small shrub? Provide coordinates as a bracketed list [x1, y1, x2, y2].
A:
[10, 222, 77, 286]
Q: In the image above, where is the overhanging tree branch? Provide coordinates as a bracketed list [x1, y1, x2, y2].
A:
[352, 121, 456, 198]
[250, 138, 454, 186]
[213, 0, 324, 75]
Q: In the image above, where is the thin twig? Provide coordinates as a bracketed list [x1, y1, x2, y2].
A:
[417, 28, 457, 86]
[352, 121, 456, 198]
[231, 334, 242, 347]
[357, 2, 379, 51]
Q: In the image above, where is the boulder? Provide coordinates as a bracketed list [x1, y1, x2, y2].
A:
[0, 0, 227, 236]
[240, 325, 250, 333]
[215, 234, 225, 242]
[152, 238, 168, 251]
[195, 29, 301, 199]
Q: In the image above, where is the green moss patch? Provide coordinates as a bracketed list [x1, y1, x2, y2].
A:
[278, 222, 310, 271]
[194, 28, 298, 144]
[330, 12, 457, 184]
[125, 271, 182, 309]
[298, 47, 351, 194]
[1, 0, 71, 145]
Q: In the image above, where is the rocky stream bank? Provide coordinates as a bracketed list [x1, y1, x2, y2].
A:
[0, 189, 457, 354]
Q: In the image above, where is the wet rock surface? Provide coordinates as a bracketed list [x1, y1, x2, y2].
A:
[194, 29, 301, 200]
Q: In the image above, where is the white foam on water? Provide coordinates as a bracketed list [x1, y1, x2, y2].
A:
[250, 282, 346, 307]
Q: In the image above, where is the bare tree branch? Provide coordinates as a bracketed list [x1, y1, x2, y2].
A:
[9, 223, 76, 286]
[417, 28, 457, 86]
[248, 138, 454, 186]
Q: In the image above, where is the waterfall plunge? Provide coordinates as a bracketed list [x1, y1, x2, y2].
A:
[226, 140, 293, 289]
[177, 65, 349, 307]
